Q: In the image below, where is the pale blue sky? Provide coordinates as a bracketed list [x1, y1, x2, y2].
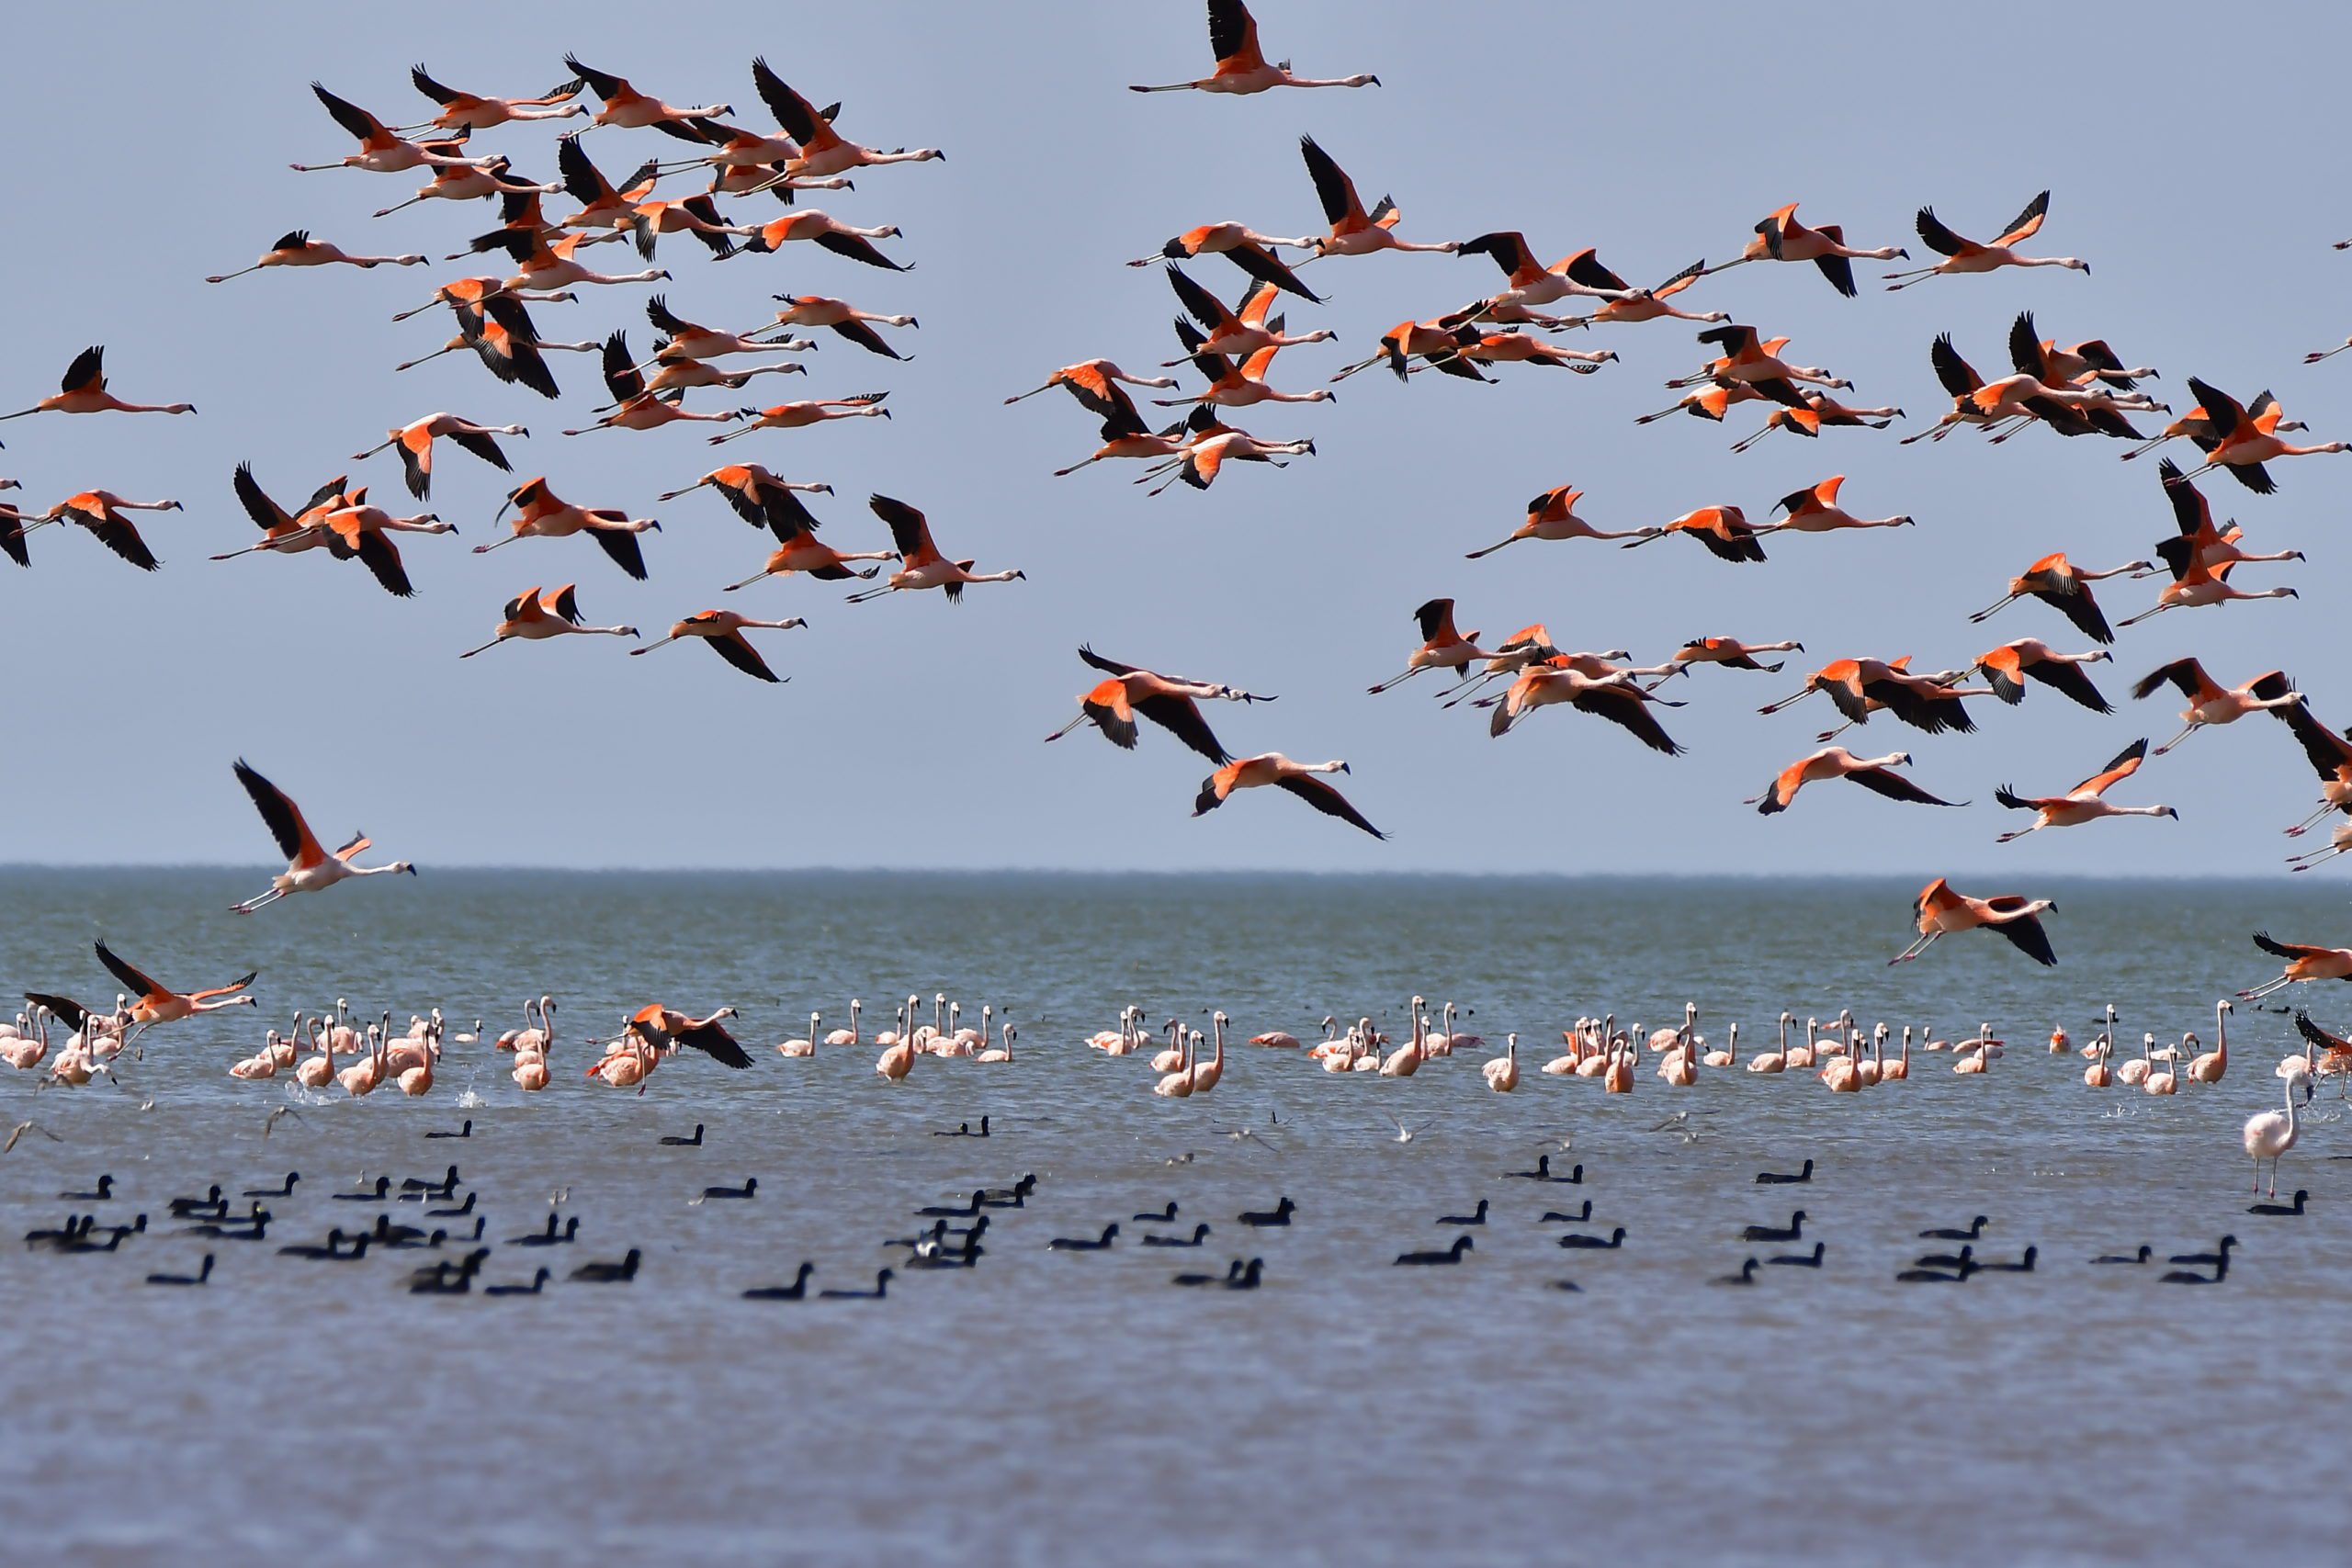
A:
[6, 3, 2348, 875]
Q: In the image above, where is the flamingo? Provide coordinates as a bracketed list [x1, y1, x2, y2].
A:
[1621, 504, 1769, 564]
[744, 59, 944, 175]
[631, 610, 806, 683]
[474, 478, 662, 579]
[1464, 485, 1653, 558]
[2005, 310, 2155, 390]
[1969, 554, 2152, 644]
[2177, 376, 2348, 492]
[1194, 753, 1381, 840]
[1890, 879, 2056, 967]
[1045, 645, 1268, 761]
[2186, 1001, 2232, 1084]
[226, 760, 415, 912]
[395, 65, 587, 132]
[206, 230, 425, 281]
[2132, 659, 2299, 754]
[1702, 1023, 1738, 1070]
[1703, 203, 1907, 295]
[458, 584, 638, 658]
[338, 1026, 386, 1097]
[1747, 1014, 1791, 1074]
[1381, 1000, 1426, 1077]
[291, 84, 500, 175]
[1154, 1032, 1196, 1097]
[94, 942, 255, 1041]
[843, 494, 1024, 604]
[777, 1012, 820, 1058]
[825, 1002, 863, 1048]
[711, 393, 893, 443]
[1483, 1032, 1520, 1093]
[17, 492, 182, 571]
[1748, 748, 1962, 815]
[1883, 1025, 1911, 1082]
[1993, 739, 2177, 840]
[0, 347, 194, 423]
[876, 1006, 918, 1082]
[976, 1021, 1016, 1065]
[1883, 191, 2088, 289]
[766, 294, 918, 359]
[1765, 475, 1914, 535]
[563, 53, 732, 130]
[1127, 224, 1321, 302]
[2244, 1071, 2312, 1196]
[1973, 640, 2113, 713]
[1130, 1, 1379, 95]
[720, 209, 907, 270]
[2241, 932, 2352, 1002]
[622, 1005, 752, 1068]
[1165, 271, 1333, 366]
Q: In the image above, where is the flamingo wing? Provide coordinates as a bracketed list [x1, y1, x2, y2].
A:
[1574, 686, 1684, 755]
[352, 531, 416, 598]
[2022, 659, 2112, 714]
[311, 83, 388, 147]
[866, 493, 936, 561]
[1985, 909, 2056, 966]
[1847, 766, 1962, 807]
[232, 760, 324, 868]
[1992, 190, 2051, 248]
[93, 940, 166, 1003]
[2131, 658, 2209, 703]
[1929, 334, 1981, 398]
[673, 1015, 754, 1068]
[1913, 208, 1972, 256]
[588, 526, 650, 581]
[60, 345, 106, 396]
[1205, 0, 1266, 73]
[232, 463, 293, 533]
[2071, 739, 2148, 797]
[1133, 694, 1230, 763]
[705, 632, 781, 683]
[1298, 134, 1363, 227]
[1275, 773, 1385, 840]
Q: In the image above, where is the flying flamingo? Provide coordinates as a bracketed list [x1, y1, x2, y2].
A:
[1883, 191, 2088, 289]
[563, 54, 732, 130]
[765, 294, 918, 359]
[622, 1004, 752, 1068]
[1368, 598, 1518, 694]
[1702, 203, 1907, 295]
[2120, 553, 2297, 627]
[2271, 697, 2352, 839]
[1764, 475, 1914, 534]
[1622, 503, 1770, 563]
[291, 84, 500, 175]
[1194, 754, 1381, 840]
[1993, 739, 2177, 840]
[1062, 402, 1210, 480]
[458, 584, 638, 657]
[1890, 879, 2057, 967]
[1747, 749, 1962, 815]
[1454, 235, 1644, 321]
[746, 58, 943, 175]
[491, 228, 670, 290]
[843, 494, 1024, 604]
[1295, 135, 1457, 258]
[352, 412, 526, 500]
[1728, 394, 1905, 454]
[2176, 376, 2350, 492]
[1757, 656, 1983, 739]
[19, 492, 182, 571]
[1485, 666, 1684, 753]
[1159, 328, 1335, 408]
[206, 230, 425, 281]
[1973, 640, 2112, 713]
[1128, 223, 1321, 302]
[2153, 460, 2302, 583]
[1167, 270, 1333, 365]
[1129, 0, 1379, 95]
[657, 464, 831, 525]
[629, 610, 806, 683]
[95, 942, 257, 1041]
[1968, 553, 2152, 644]
[2006, 310, 2156, 390]
[474, 478, 662, 579]
[711, 393, 892, 442]
[227, 760, 414, 913]
[0, 347, 194, 423]
[1464, 485, 1653, 558]
[562, 333, 747, 436]
[2241, 933, 2352, 1002]
[395, 65, 587, 131]
[718, 209, 907, 270]
[2131, 659, 2299, 754]
[719, 494, 896, 591]
[1653, 637, 1806, 684]
[1134, 421, 1317, 494]
[1045, 645, 1270, 761]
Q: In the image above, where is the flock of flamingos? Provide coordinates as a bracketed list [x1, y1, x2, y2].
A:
[3, 5, 2347, 1200]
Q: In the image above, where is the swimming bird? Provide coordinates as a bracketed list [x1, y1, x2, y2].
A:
[1238, 1197, 1295, 1227]
[1768, 1243, 1826, 1269]
[818, 1268, 893, 1300]
[1920, 1216, 1989, 1241]
[2091, 1247, 2152, 1265]
[1395, 1235, 1474, 1266]
[2169, 1237, 2237, 1268]
[1143, 1224, 1211, 1248]
[144, 1255, 214, 1287]
[1754, 1160, 1813, 1185]
[571, 1249, 642, 1283]
[661, 1124, 706, 1146]
[510, 1215, 580, 1247]
[1047, 1224, 1119, 1252]
[741, 1264, 818, 1301]
[1539, 1202, 1594, 1224]
[1712, 1258, 1761, 1286]
[1556, 1227, 1627, 1251]
[2159, 1258, 2229, 1284]
[699, 1179, 757, 1201]
[1437, 1201, 1488, 1226]
[1740, 1213, 1804, 1244]
[2248, 1189, 2308, 1217]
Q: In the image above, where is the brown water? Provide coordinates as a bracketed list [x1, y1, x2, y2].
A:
[2, 870, 2345, 1564]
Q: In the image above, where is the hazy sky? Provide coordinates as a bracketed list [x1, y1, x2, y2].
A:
[7, 3, 2349, 877]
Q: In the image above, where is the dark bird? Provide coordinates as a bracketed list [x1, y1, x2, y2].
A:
[817, 1268, 893, 1300]
[1557, 1227, 1627, 1251]
[1919, 1215, 1989, 1241]
[145, 1255, 214, 1287]
[2249, 1190, 2309, 1217]
[1047, 1224, 1119, 1252]
[1712, 1258, 1760, 1287]
[62, 1176, 116, 1202]
[2168, 1236, 2237, 1268]
[1740, 1212, 1805, 1244]
[243, 1172, 300, 1197]
[1767, 1242, 1826, 1269]
[511, 1214, 581, 1247]
[1142, 1224, 1211, 1248]
[425, 1120, 473, 1140]
[1135, 1201, 1179, 1223]
[571, 1248, 642, 1283]
[2091, 1247, 2153, 1265]
[1540, 1201, 1595, 1224]
[485, 1268, 553, 1297]
[742, 1263, 818, 1301]
[1438, 1200, 1488, 1226]
[699, 1179, 757, 1201]
[1754, 1160, 1813, 1185]
[332, 1177, 392, 1202]
[1977, 1247, 2038, 1273]
[1174, 1260, 1245, 1288]
[1395, 1235, 1475, 1266]
[660, 1123, 706, 1146]
[1238, 1197, 1296, 1226]
[1914, 1245, 1974, 1271]
[2160, 1257, 2229, 1284]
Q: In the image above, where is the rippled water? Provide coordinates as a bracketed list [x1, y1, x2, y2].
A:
[3, 869, 2346, 1565]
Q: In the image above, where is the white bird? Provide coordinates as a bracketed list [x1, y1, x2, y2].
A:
[2245, 1070, 2312, 1197]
